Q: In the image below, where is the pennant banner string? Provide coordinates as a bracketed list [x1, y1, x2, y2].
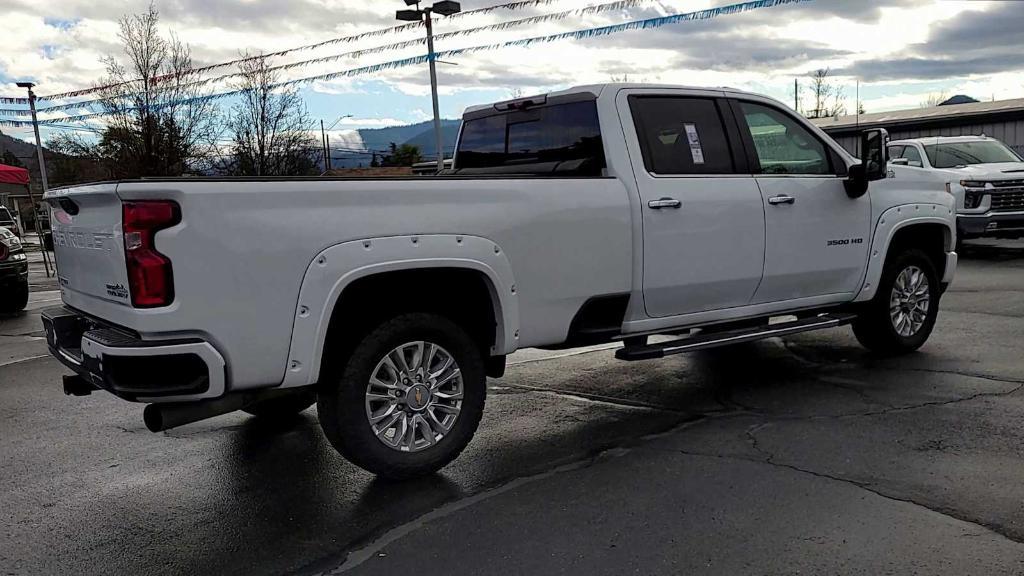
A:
[0, 0, 809, 126]
[12, 0, 571, 102]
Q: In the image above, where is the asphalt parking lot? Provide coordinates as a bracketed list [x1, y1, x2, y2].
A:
[2, 240, 1024, 575]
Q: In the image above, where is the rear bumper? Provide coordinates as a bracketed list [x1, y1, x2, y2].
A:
[41, 306, 226, 403]
[958, 211, 1024, 238]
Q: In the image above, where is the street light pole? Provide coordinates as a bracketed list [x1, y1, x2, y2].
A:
[17, 81, 52, 277]
[423, 8, 444, 173]
[397, 1, 460, 173]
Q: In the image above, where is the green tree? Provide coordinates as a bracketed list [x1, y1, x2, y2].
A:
[381, 143, 422, 167]
[1, 150, 24, 168]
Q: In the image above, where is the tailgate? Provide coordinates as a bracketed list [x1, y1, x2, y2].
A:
[46, 183, 132, 308]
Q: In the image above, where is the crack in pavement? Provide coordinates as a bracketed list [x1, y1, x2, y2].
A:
[812, 375, 898, 409]
[492, 381, 728, 415]
[718, 422, 1024, 546]
[811, 379, 1024, 421]
[714, 377, 1024, 423]
[888, 366, 1024, 385]
[947, 288, 1024, 294]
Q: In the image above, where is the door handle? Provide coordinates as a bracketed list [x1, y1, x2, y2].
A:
[768, 195, 795, 205]
[648, 197, 682, 209]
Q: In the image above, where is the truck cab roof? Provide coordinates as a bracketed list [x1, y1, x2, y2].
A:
[462, 83, 778, 118]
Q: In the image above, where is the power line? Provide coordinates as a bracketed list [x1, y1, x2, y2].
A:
[0, 0, 577, 105]
[5, 0, 673, 116]
[58, 0, 697, 114]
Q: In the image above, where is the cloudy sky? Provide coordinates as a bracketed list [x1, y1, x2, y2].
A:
[1, 0, 1022, 145]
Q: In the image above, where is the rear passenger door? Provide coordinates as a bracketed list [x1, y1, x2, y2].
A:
[731, 99, 870, 304]
[620, 90, 765, 318]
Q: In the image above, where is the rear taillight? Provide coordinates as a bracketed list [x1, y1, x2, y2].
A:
[122, 200, 180, 308]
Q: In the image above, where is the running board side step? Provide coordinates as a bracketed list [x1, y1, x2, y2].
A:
[615, 313, 857, 361]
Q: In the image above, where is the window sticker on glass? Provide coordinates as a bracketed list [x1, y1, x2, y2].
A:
[683, 123, 705, 164]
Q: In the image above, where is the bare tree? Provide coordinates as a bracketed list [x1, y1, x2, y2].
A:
[805, 68, 846, 118]
[90, 3, 219, 177]
[608, 73, 647, 83]
[221, 53, 319, 176]
[920, 91, 949, 108]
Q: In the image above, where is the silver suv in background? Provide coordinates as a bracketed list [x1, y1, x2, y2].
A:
[888, 136, 1024, 244]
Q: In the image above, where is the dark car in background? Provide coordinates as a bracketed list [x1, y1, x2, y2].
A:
[0, 226, 29, 312]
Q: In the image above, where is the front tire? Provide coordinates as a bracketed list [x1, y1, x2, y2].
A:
[852, 249, 940, 355]
[317, 313, 486, 479]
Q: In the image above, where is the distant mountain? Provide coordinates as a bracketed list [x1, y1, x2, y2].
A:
[938, 95, 979, 106]
[403, 122, 461, 158]
[357, 119, 460, 155]
[0, 131, 39, 166]
[329, 118, 462, 168]
[0, 130, 56, 195]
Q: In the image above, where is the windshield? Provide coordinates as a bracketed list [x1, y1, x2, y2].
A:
[923, 140, 1023, 168]
[0, 207, 14, 224]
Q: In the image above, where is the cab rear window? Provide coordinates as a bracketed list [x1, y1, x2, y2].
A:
[454, 101, 606, 176]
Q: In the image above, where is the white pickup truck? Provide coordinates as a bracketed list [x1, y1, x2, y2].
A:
[887, 135, 1024, 245]
[42, 84, 957, 478]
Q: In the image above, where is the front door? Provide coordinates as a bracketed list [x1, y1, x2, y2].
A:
[732, 99, 871, 304]
[621, 91, 765, 318]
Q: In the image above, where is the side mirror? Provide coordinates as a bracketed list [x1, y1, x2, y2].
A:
[890, 157, 909, 166]
[844, 128, 889, 198]
[862, 128, 889, 180]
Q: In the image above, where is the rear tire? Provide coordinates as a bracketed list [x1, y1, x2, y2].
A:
[0, 279, 29, 313]
[852, 249, 939, 355]
[242, 391, 315, 418]
[317, 313, 486, 480]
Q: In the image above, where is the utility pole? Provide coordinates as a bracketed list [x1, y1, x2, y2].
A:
[16, 81, 52, 277]
[319, 115, 351, 172]
[397, 1, 461, 173]
[326, 133, 333, 171]
[320, 119, 329, 172]
[794, 78, 798, 112]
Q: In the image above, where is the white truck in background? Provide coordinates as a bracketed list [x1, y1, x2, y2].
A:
[887, 135, 1024, 245]
[42, 84, 957, 479]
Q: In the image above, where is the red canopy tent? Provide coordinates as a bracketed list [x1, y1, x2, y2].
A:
[0, 163, 30, 186]
[0, 163, 32, 238]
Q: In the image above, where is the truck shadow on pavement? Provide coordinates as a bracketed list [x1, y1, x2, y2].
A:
[958, 240, 1024, 261]
[206, 340, 888, 574]
[41, 317, 1024, 575]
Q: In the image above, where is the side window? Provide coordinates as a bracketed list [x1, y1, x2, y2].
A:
[887, 145, 904, 160]
[738, 101, 831, 175]
[629, 96, 736, 175]
[901, 145, 924, 167]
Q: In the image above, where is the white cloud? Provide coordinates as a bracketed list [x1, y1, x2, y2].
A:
[1, 0, 1020, 129]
